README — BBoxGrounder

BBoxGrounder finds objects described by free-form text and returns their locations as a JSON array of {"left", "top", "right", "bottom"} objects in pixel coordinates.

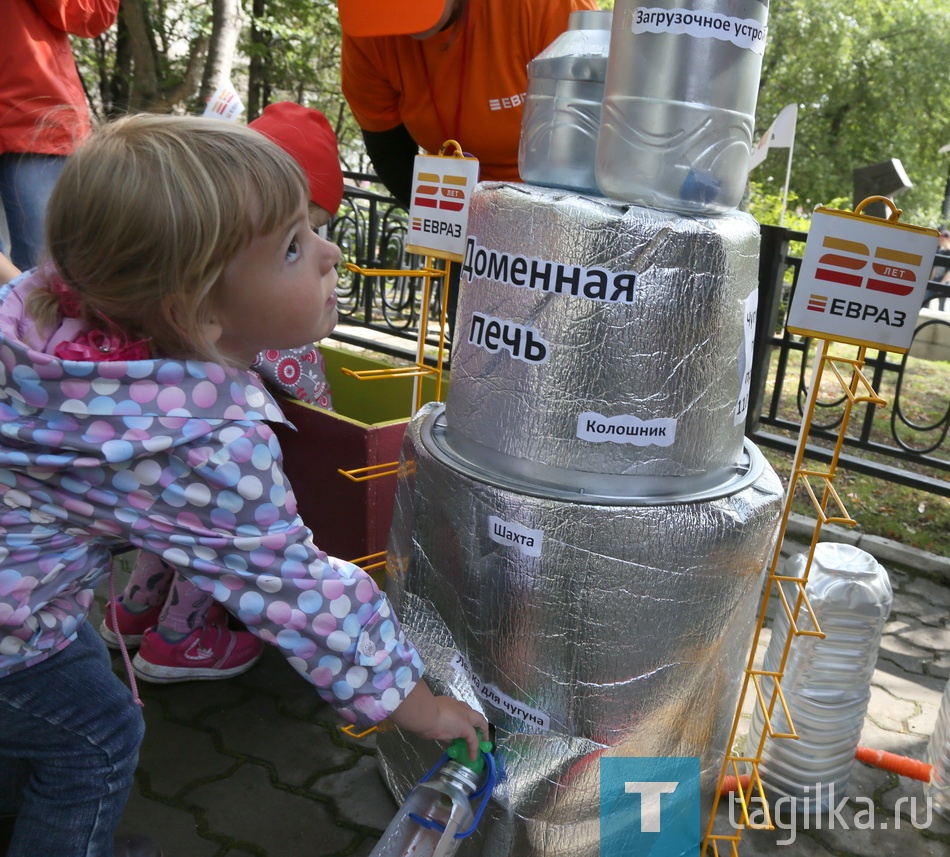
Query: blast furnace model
[{"left": 377, "top": 4, "right": 779, "bottom": 855}]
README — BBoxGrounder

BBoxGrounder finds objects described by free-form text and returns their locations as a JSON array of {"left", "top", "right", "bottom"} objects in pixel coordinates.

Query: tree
[
  {"left": 200, "top": 0, "right": 244, "bottom": 104},
  {"left": 75, "top": 0, "right": 212, "bottom": 115},
  {"left": 751, "top": 0, "right": 950, "bottom": 224},
  {"left": 73, "top": 0, "right": 366, "bottom": 168},
  {"left": 242, "top": 0, "right": 366, "bottom": 169}
]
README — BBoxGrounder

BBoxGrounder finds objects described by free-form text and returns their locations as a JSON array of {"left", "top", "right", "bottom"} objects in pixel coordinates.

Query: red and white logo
[
  {"left": 412, "top": 171, "right": 469, "bottom": 212},
  {"left": 812, "top": 235, "right": 923, "bottom": 298}
]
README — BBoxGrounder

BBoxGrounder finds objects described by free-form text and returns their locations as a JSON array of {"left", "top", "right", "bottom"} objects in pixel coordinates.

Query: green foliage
[
  {"left": 239, "top": 0, "right": 379, "bottom": 172},
  {"left": 753, "top": 0, "right": 950, "bottom": 228},
  {"left": 746, "top": 181, "right": 851, "bottom": 235},
  {"left": 241, "top": 0, "right": 339, "bottom": 101},
  {"left": 746, "top": 182, "right": 812, "bottom": 230}
]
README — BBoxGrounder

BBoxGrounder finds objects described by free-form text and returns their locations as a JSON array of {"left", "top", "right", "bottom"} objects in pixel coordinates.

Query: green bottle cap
[{"left": 446, "top": 737, "right": 493, "bottom": 774}]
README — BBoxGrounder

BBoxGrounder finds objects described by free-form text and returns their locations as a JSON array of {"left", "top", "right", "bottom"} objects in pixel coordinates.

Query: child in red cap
[
  {"left": 99, "top": 104, "right": 346, "bottom": 683},
  {"left": 248, "top": 103, "right": 343, "bottom": 410}
]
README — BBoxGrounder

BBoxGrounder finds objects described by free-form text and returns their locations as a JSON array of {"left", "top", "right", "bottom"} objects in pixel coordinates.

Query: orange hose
[
  {"left": 718, "top": 747, "right": 932, "bottom": 797},
  {"left": 855, "top": 746, "right": 933, "bottom": 782},
  {"left": 719, "top": 774, "right": 751, "bottom": 795}
]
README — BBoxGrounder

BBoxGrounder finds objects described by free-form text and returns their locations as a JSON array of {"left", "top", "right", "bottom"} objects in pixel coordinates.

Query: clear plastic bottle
[
  {"left": 746, "top": 543, "right": 892, "bottom": 814},
  {"left": 595, "top": 0, "right": 769, "bottom": 213},
  {"left": 518, "top": 9, "right": 612, "bottom": 194},
  {"left": 925, "top": 678, "right": 950, "bottom": 818},
  {"left": 370, "top": 738, "right": 494, "bottom": 857}
]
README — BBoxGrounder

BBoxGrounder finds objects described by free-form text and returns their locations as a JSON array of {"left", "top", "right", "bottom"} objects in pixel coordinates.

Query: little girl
[
  {"left": 99, "top": 102, "right": 343, "bottom": 684},
  {"left": 0, "top": 114, "right": 487, "bottom": 857}
]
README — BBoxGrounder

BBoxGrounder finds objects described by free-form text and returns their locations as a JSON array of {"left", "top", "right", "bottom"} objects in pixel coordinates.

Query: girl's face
[{"left": 212, "top": 195, "right": 342, "bottom": 366}]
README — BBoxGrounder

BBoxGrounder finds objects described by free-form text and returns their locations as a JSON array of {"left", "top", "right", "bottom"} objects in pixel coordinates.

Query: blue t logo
[{"left": 600, "top": 757, "right": 700, "bottom": 856}]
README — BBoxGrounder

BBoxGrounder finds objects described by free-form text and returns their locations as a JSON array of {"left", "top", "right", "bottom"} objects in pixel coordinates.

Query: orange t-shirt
[{"left": 341, "top": 0, "right": 598, "bottom": 184}]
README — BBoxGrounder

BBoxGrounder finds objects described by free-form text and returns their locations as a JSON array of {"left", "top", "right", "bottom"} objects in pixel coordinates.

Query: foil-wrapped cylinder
[
  {"left": 378, "top": 403, "right": 783, "bottom": 857},
  {"left": 446, "top": 182, "right": 761, "bottom": 478}
]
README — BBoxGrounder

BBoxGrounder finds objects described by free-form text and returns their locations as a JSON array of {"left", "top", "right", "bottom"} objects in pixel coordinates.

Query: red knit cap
[{"left": 250, "top": 102, "right": 344, "bottom": 215}]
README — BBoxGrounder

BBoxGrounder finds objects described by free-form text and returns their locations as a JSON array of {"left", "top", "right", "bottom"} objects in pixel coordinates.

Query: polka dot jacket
[{"left": 0, "top": 273, "right": 423, "bottom": 727}]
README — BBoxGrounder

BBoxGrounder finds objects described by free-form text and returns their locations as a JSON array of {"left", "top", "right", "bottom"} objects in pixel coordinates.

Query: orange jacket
[
  {"left": 1, "top": 0, "right": 120, "bottom": 155},
  {"left": 341, "top": 0, "right": 597, "bottom": 184}
]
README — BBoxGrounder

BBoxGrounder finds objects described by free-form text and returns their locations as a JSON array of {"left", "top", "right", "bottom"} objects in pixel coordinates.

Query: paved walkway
[{"left": 96, "top": 515, "right": 950, "bottom": 857}]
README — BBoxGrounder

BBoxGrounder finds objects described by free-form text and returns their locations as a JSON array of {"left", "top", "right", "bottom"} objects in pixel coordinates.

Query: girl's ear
[
  {"left": 161, "top": 292, "right": 223, "bottom": 349},
  {"left": 200, "top": 316, "right": 224, "bottom": 346}
]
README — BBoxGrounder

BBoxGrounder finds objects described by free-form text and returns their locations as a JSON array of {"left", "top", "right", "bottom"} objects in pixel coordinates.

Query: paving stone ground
[{"left": 97, "top": 518, "right": 950, "bottom": 857}]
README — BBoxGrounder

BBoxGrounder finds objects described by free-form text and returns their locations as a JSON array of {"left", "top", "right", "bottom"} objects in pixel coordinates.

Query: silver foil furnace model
[{"left": 377, "top": 183, "right": 783, "bottom": 857}]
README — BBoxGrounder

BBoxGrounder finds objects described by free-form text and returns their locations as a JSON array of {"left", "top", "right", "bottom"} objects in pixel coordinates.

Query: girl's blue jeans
[{"left": 0, "top": 622, "right": 144, "bottom": 856}]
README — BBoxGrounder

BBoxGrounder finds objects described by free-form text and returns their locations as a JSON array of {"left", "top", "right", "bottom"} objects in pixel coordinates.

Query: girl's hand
[
  {"left": 387, "top": 681, "right": 489, "bottom": 760},
  {"left": 423, "top": 695, "right": 490, "bottom": 760}
]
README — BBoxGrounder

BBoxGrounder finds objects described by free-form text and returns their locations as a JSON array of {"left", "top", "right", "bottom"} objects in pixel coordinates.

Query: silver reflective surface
[
  {"left": 378, "top": 403, "right": 783, "bottom": 856},
  {"left": 927, "top": 679, "right": 950, "bottom": 818},
  {"left": 518, "top": 10, "right": 612, "bottom": 193},
  {"left": 448, "top": 183, "right": 760, "bottom": 478},
  {"left": 596, "top": 0, "right": 769, "bottom": 212}
]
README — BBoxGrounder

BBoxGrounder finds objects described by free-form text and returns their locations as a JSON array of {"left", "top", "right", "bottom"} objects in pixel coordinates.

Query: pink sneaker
[
  {"left": 132, "top": 623, "right": 263, "bottom": 683},
  {"left": 99, "top": 600, "right": 163, "bottom": 649}
]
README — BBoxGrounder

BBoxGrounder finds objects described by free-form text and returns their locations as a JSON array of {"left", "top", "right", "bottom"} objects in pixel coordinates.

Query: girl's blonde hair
[{"left": 35, "top": 113, "right": 308, "bottom": 362}]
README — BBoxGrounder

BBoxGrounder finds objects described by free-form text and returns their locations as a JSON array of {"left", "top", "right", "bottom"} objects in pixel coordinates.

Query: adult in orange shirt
[
  {"left": 1, "top": 0, "right": 119, "bottom": 270},
  {"left": 338, "top": 0, "right": 596, "bottom": 333},
  {"left": 338, "top": 0, "right": 597, "bottom": 208}
]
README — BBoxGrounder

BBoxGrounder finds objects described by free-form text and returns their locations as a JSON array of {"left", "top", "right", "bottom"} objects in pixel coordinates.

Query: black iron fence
[
  {"left": 328, "top": 175, "right": 950, "bottom": 498},
  {"left": 329, "top": 174, "right": 446, "bottom": 361},
  {"left": 749, "top": 225, "right": 949, "bottom": 498}
]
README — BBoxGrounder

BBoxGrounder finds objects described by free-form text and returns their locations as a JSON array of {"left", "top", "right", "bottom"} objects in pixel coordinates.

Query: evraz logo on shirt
[{"left": 488, "top": 92, "right": 526, "bottom": 111}]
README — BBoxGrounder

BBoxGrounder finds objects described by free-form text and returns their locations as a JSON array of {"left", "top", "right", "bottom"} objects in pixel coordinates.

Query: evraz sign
[
  {"left": 406, "top": 143, "right": 480, "bottom": 263},
  {"left": 786, "top": 197, "right": 939, "bottom": 352}
]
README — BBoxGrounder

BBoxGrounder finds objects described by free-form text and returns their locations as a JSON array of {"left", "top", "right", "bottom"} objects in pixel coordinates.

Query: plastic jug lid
[{"left": 447, "top": 737, "right": 493, "bottom": 774}]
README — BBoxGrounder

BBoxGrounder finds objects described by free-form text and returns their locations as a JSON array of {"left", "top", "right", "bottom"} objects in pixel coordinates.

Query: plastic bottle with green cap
[{"left": 369, "top": 737, "right": 496, "bottom": 857}]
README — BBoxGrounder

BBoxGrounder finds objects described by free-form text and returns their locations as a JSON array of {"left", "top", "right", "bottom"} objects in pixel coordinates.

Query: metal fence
[
  {"left": 750, "top": 225, "right": 949, "bottom": 498},
  {"left": 329, "top": 175, "right": 446, "bottom": 362},
  {"left": 328, "top": 176, "right": 950, "bottom": 498}
]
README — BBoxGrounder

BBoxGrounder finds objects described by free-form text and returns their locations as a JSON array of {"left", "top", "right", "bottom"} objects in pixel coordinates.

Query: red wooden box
[{"left": 270, "top": 346, "right": 441, "bottom": 568}]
